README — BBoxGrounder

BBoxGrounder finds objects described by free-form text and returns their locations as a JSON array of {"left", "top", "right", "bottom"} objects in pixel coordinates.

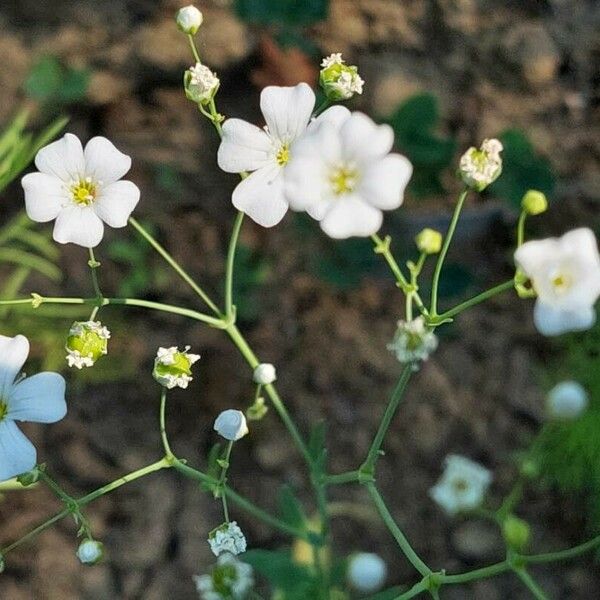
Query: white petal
[
  {"left": 0, "top": 335, "right": 29, "bottom": 400},
  {"left": 358, "top": 154, "right": 413, "bottom": 210},
  {"left": 84, "top": 137, "right": 132, "bottom": 184},
  {"left": 310, "top": 105, "right": 351, "bottom": 131},
  {"left": 35, "top": 133, "right": 85, "bottom": 182},
  {"left": 232, "top": 165, "right": 288, "bottom": 227},
  {"left": 218, "top": 119, "right": 274, "bottom": 173},
  {"left": 533, "top": 301, "right": 596, "bottom": 336},
  {"left": 260, "top": 83, "right": 315, "bottom": 142},
  {"left": 514, "top": 238, "right": 559, "bottom": 276},
  {"left": 94, "top": 180, "right": 140, "bottom": 227},
  {"left": 320, "top": 194, "right": 383, "bottom": 239},
  {"left": 339, "top": 113, "right": 394, "bottom": 163},
  {"left": 8, "top": 372, "right": 67, "bottom": 424},
  {"left": 0, "top": 420, "right": 36, "bottom": 482},
  {"left": 559, "top": 228, "right": 600, "bottom": 265},
  {"left": 53, "top": 206, "right": 104, "bottom": 248},
  {"left": 285, "top": 155, "right": 328, "bottom": 212},
  {"left": 21, "top": 172, "right": 67, "bottom": 223}
]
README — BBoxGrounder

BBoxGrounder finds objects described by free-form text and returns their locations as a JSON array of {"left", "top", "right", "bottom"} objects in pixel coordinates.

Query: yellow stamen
[
  {"left": 0, "top": 401, "right": 7, "bottom": 421},
  {"left": 329, "top": 165, "right": 358, "bottom": 195},
  {"left": 71, "top": 180, "right": 96, "bottom": 206},
  {"left": 276, "top": 145, "right": 290, "bottom": 166}
]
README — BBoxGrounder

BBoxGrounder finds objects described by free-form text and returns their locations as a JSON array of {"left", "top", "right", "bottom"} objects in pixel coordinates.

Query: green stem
[
  {"left": 366, "top": 482, "right": 431, "bottom": 577},
  {"left": 513, "top": 567, "right": 549, "bottom": 600},
  {"left": 225, "top": 211, "right": 244, "bottom": 318},
  {"left": 522, "top": 534, "right": 600, "bottom": 564},
  {"left": 361, "top": 365, "right": 413, "bottom": 474},
  {"left": 323, "top": 470, "right": 361, "bottom": 485},
  {"left": 441, "top": 561, "right": 510, "bottom": 584},
  {"left": 517, "top": 211, "right": 527, "bottom": 247},
  {"left": 188, "top": 34, "right": 201, "bottom": 63},
  {"left": 393, "top": 579, "right": 430, "bottom": 600},
  {"left": 128, "top": 217, "right": 221, "bottom": 315},
  {"left": 159, "top": 388, "right": 174, "bottom": 459},
  {"left": 217, "top": 441, "right": 234, "bottom": 522},
  {"left": 430, "top": 188, "right": 468, "bottom": 316}
]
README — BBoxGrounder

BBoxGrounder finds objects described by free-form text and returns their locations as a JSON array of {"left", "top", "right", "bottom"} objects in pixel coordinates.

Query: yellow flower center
[
  {"left": 276, "top": 144, "right": 290, "bottom": 166},
  {"left": 0, "top": 401, "right": 7, "bottom": 422},
  {"left": 452, "top": 478, "right": 468, "bottom": 493},
  {"left": 550, "top": 271, "right": 571, "bottom": 295},
  {"left": 329, "top": 165, "right": 358, "bottom": 195},
  {"left": 71, "top": 178, "right": 96, "bottom": 206}
]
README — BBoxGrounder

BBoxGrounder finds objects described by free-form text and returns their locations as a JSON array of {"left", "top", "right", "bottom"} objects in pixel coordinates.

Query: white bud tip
[
  {"left": 347, "top": 553, "right": 387, "bottom": 593},
  {"left": 214, "top": 409, "right": 249, "bottom": 441},
  {"left": 253, "top": 363, "right": 276, "bottom": 385},
  {"left": 176, "top": 5, "right": 203, "bottom": 34}
]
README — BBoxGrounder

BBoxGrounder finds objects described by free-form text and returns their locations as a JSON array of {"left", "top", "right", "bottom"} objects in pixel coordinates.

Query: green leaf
[
  {"left": 278, "top": 485, "right": 307, "bottom": 529},
  {"left": 25, "top": 56, "right": 63, "bottom": 101},
  {"left": 242, "top": 549, "right": 315, "bottom": 593},
  {"left": 488, "top": 129, "right": 556, "bottom": 209},
  {"left": 235, "top": 0, "right": 328, "bottom": 26}
]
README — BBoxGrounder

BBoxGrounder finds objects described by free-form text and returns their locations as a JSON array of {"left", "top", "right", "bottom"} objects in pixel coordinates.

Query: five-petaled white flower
[
  {"left": 514, "top": 228, "right": 600, "bottom": 336},
  {"left": 0, "top": 334, "right": 67, "bottom": 482},
  {"left": 430, "top": 454, "right": 492, "bottom": 516},
  {"left": 285, "top": 109, "right": 412, "bottom": 238},
  {"left": 217, "top": 83, "right": 317, "bottom": 227},
  {"left": 22, "top": 133, "right": 140, "bottom": 248}
]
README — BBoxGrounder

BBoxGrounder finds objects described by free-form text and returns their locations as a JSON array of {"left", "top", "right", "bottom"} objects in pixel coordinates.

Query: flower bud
[
  {"left": 459, "top": 138, "right": 503, "bottom": 191},
  {"left": 153, "top": 345, "right": 200, "bottom": 389},
  {"left": 214, "top": 409, "right": 249, "bottom": 441},
  {"left": 546, "top": 381, "right": 588, "bottom": 420},
  {"left": 502, "top": 516, "right": 531, "bottom": 550},
  {"left": 415, "top": 228, "right": 443, "bottom": 255},
  {"left": 184, "top": 63, "right": 220, "bottom": 105},
  {"left": 246, "top": 396, "right": 268, "bottom": 421},
  {"left": 208, "top": 521, "right": 247, "bottom": 556},
  {"left": 76, "top": 539, "right": 104, "bottom": 565},
  {"left": 17, "top": 466, "right": 41, "bottom": 487},
  {"left": 253, "top": 363, "right": 276, "bottom": 385},
  {"left": 347, "top": 552, "right": 387, "bottom": 593},
  {"left": 521, "top": 189, "right": 548, "bottom": 216},
  {"left": 319, "top": 53, "right": 364, "bottom": 101},
  {"left": 387, "top": 317, "right": 438, "bottom": 365},
  {"left": 176, "top": 5, "right": 203, "bottom": 35},
  {"left": 65, "top": 321, "right": 110, "bottom": 369},
  {"left": 519, "top": 458, "right": 540, "bottom": 480}
]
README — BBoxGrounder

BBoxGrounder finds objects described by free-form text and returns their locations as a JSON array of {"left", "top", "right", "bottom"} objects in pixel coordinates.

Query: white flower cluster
[
  {"left": 430, "top": 454, "right": 492, "bottom": 516},
  {"left": 515, "top": 228, "right": 600, "bottom": 336},
  {"left": 65, "top": 320, "right": 111, "bottom": 369},
  {"left": 0, "top": 335, "right": 66, "bottom": 482},
  {"left": 193, "top": 553, "right": 254, "bottom": 600},
  {"left": 153, "top": 345, "right": 200, "bottom": 389},
  {"left": 185, "top": 63, "right": 220, "bottom": 105},
  {"left": 320, "top": 53, "right": 364, "bottom": 100},
  {"left": 546, "top": 381, "right": 588, "bottom": 420},
  {"left": 208, "top": 521, "right": 247, "bottom": 557},
  {"left": 459, "top": 138, "right": 503, "bottom": 191},
  {"left": 387, "top": 317, "right": 438, "bottom": 365}
]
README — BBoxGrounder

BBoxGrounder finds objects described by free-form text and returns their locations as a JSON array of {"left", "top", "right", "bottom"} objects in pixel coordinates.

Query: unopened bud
[
  {"left": 184, "top": 63, "right": 219, "bottom": 105},
  {"left": 415, "top": 228, "right": 442, "bottom": 254},
  {"left": 214, "top": 409, "right": 249, "bottom": 441},
  {"left": 521, "top": 190, "right": 548, "bottom": 216},
  {"left": 319, "top": 53, "right": 364, "bottom": 101},
  {"left": 17, "top": 466, "right": 41, "bottom": 487},
  {"left": 176, "top": 5, "right": 203, "bottom": 35},
  {"left": 253, "top": 363, "right": 276, "bottom": 385},
  {"left": 76, "top": 539, "right": 104, "bottom": 565},
  {"left": 503, "top": 516, "right": 531, "bottom": 550}
]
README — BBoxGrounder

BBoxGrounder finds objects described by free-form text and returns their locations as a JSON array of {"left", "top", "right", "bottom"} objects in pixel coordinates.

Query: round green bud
[
  {"left": 415, "top": 228, "right": 443, "bottom": 254},
  {"left": 521, "top": 190, "right": 548, "bottom": 216},
  {"left": 153, "top": 345, "right": 200, "bottom": 389},
  {"left": 65, "top": 321, "right": 110, "bottom": 369},
  {"left": 17, "top": 466, "right": 41, "bottom": 487},
  {"left": 519, "top": 458, "right": 540, "bottom": 480},
  {"left": 502, "top": 515, "right": 531, "bottom": 550}
]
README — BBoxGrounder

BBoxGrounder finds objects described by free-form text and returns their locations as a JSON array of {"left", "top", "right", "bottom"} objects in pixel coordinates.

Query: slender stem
[
  {"left": 513, "top": 567, "right": 549, "bottom": 600},
  {"left": 159, "top": 388, "right": 174, "bottom": 459},
  {"left": 128, "top": 217, "right": 221, "bottom": 315},
  {"left": 366, "top": 482, "right": 431, "bottom": 577},
  {"left": 430, "top": 188, "right": 468, "bottom": 316},
  {"left": 522, "top": 534, "right": 600, "bottom": 564},
  {"left": 188, "top": 34, "right": 201, "bottom": 63},
  {"left": 217, "top": 441, "right": 234, "bottom": 522},
  {"left": 517, "top": 211, "right": 527, "bottom": 247},
  {"left": 87, "top": 248, "right": 102, "bottom": 298},
  {"left": 393, "top": 579, "right": 429, "bottom": 600},
  {"left": 324, "top": 470, "right": 361, "bottom": 485},
  {"left": 361, "top": 365, "right": 413, "bottom": 474},
  {"left": 442, "top": 561, "right": 510, "bottom": 584},
  {"left": 225, "top": 211, "right": 244, "bottom": 318}
]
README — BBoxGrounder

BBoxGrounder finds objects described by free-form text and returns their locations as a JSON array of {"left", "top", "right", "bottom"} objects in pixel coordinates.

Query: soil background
[{"left": 0, "top": 1, "right": 599, "bottom": 599}]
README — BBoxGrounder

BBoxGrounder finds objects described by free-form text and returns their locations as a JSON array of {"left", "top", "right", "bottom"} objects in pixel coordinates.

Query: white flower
[
  {"left": 217, "top": 83, "right": 317, "bottom": 227},
  {"left": 387, "top": 317, "right": 438, "bottom": 364},
  {"left": 459, "top": 138, "right": 503, "bottom": 191},
  {"left": 185, "top": 63, "right": 219, "bottom": 105},
  {"left": 430, "top": 454, "right": 492, "bottom": 516},
  {"left": 21, "top": 134, "right": 140, "bottom": 248},
  {"left": 285, "top": 110, "right": 412, "bottom": 238},
  {"left": 208, "top": 522, "right": 247, "bottom": 557},
  {"left": 176, "top": 5, "right": 203, "bottom": 34},
  {"left": 320, "top": 53, "right": 364, "bottom": 101},
  {"left": 193, "top": 553, "right": 254, "bottom": 600},
  {"left": 0, "top": 335, "right": 66, "bottom": 482},
  {"left": 514, "top": 228, "right": 600, "bottom": 336},
  {"left": 76, "top": 539, "right": 104, "bottom": 565},
  {"left": 321, "top": 53, "right": 344, "bottom": 68},
  {"left": 253, "top": 363, "right": 276, "bottom": 385},
  {"left": 547, "top": 381, "right": 588, "bottom": 420},
  {"left": 214, "top": 410, "right": 249, "bottom": 441},
  {"left": 65, "top": 320, "right": 110, "bottom": 369},
  {"left": 153, "top": 345, "right": 200, "bottom": 389},
  {"left": 347, "top": 552, "right": 387, "bottom": 593}
]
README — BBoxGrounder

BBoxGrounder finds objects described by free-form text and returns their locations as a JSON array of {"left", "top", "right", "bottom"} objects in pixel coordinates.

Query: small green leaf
[
  {"left": 25, "top": 56, "right": 63, "bottom": 101},
  {"left": 278, "top": 485, "right": 307, "bottom": 529},
  {"left": 242, "top": 549, "right": 315, "bottom": 592}
]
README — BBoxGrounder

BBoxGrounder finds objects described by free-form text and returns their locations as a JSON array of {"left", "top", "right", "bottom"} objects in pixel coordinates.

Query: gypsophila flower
[
  {"left": 415, "top": 228, "right": 442, "bottom": 255},
  {"left": 285, "top": 110, "right": 412, "bottom": 238},
  {"left": 209, "top": 522, "right": 247, "bottom": 557},
  {"left": 214, "top": 410, "right": 249, "bottom": 441},
  {"left": 546, "top": 381, "right": 589, "bottom": 420},
  {"left": 185, "top": 63, "right": 220, "bottom": 105},
  {"left": 387, "top": 317, "right": 438, "bottom": 365},
  {"left": 514, "top": 228, "right": 600, "bottom": 336},
  {"left": 430, "top": 454, "right": 492, "bottom": 516},
  {"left": 153, "top": 345, "right": 200, "bottom": 389},
  {"left": 193, "top": 553, "right": 254, "bottom": 600},
  {"left": 176, "top": 5, "right": 203, "bottom": 34},
  {"left": 459, "top": 138, "right": 503, "bottom": 191},
  {"left": 253, "top": 363, "right": 276, "bottom": 385},
  {"left": 521, "top": 189, "right": 548, "bottom": 216},
  {"left": 22, "top": 134, "right": 140, "bottom": 248},
  {"left": 0, "top": 334, "right": 66, "bottom": 482},
  {"left": 347, "top": 553, "right": 387, "bottom": 593},
  {"left": 65, "top": 320, "right": 110, "bottom": 369},
  {"left": 76, "top": 539, "right": 104, "bottom": 565},
  {"left": 320, "top": 53, "right": 364, "bottom": 101}
]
